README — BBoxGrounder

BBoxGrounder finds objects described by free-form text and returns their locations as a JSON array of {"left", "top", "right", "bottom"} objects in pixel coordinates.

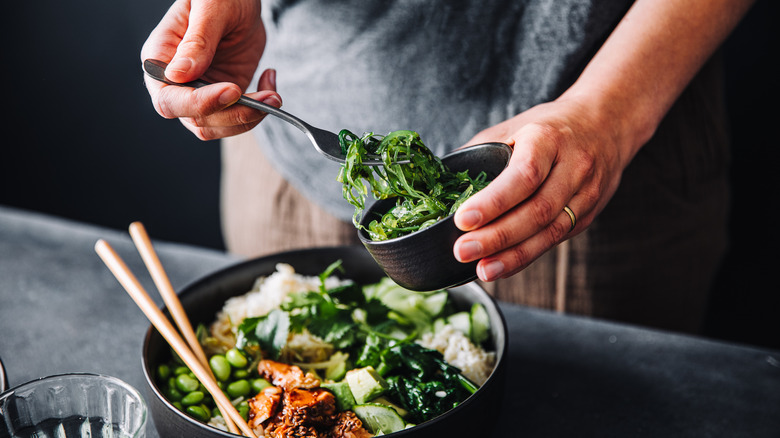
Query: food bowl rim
[{"left": 141, "top": 246, "right": 508, "bottom": 437}]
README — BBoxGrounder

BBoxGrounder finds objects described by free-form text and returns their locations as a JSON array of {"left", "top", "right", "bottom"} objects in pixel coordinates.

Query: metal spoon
[{"left": 143, "top": 58, "right": 393, "bottom": 165}]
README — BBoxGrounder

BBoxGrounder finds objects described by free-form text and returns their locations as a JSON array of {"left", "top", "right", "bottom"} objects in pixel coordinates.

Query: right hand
[{"left": 140, "top": 0, "right": 282, "bottom": 140}]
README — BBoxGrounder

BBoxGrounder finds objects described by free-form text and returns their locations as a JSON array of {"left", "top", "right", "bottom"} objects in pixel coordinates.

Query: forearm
[{"left": 561, "top": 0, "right": 755, "bottom": 167}]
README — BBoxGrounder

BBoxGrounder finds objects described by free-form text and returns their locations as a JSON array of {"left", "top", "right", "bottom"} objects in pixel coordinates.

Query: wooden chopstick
[
  {"left": 128, "top": 222, "right": 210, "bottom": 365},
  {"left": 95, "top": 239, "right": 257, "bottom": 438},
  {"left": 127, "top": 222, "right": 239, "bottom": 435}
]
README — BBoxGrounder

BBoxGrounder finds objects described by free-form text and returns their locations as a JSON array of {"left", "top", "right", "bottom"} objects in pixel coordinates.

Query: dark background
[{"left": 2, "top": 1, "right": 778, "bottom": 349}]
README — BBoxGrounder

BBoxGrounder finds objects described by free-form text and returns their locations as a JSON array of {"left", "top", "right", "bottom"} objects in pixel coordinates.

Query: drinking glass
[{"left": 0, "top": 373, "right": 147, "bottom": 437}]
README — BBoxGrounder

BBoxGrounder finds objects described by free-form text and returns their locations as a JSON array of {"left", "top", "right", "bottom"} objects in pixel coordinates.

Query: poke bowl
[
  {"left": 141, "top": 246, "right": 507, "bottom": 438},
  {"left": 358, "top": 142, "right": 512, "bottom": 291}
]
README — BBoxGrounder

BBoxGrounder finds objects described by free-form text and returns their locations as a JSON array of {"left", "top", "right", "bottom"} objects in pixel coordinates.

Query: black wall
[
  {"left": 3, "top": 0, "right": 225, "bottom": 249},
  {"left": 3, "top": 1, "right": 778, "bottom": 349},
  {"left": 704, "top": 0, "right": 779, "bottom": 349}
]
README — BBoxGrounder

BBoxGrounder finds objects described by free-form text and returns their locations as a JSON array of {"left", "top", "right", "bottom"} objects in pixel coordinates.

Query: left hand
[
  {"left": 452, "top": 96, "right": 630, "bottom": 282},
  {"left": 452, "top": 0, "right": 756, "bottom": 283}
]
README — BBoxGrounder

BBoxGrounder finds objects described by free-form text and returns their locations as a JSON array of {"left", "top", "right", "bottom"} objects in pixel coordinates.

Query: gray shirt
[{"left": 252, "top": 0, "right": 634, "bottom": 221}]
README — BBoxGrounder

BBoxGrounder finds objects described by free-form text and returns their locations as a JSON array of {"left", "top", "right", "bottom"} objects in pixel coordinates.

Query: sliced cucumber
[
  {"left": 447, "top": 311, "right": 471, "bottom": 339},
  {"left": 353, "top": 403, "right": 406, "bottom": 434},
  {"left": 470, "top": 303, "right": 490, "bottom": 345},
  {"left": 378, "top": 286, "right": 430, "bottom": 327},
  {"left": 370, "top": 396, "right": 408, "bottom": 418},
  {"left": 325, "top": 357, "right": 347, "bottom": 382},
  {"left": 421, "top": 291, "right": 448, "bottom": 317},
  {"left": 433, "top": 317, "right": 448, "bottom": 333}
]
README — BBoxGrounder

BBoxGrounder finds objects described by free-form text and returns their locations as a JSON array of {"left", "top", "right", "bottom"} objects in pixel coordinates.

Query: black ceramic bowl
[
  {"left": 142, "top": 246, "right": 507, "bottom": 438},
  {"left": 359, "top": 142, "right": 512, "bottom": 291}
]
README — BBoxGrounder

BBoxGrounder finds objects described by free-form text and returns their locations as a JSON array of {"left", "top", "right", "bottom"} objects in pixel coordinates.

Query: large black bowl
[
  {"left": 358, "top": 143, "right": 512, "bottom": 291},
  {"left": 142, "top": 246, "right": 507, "bottom": 438}
]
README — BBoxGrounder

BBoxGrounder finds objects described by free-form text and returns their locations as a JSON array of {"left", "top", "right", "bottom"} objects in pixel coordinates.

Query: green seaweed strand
[{"left": 337, "top": 129, "right": 489, "bottom": 240}]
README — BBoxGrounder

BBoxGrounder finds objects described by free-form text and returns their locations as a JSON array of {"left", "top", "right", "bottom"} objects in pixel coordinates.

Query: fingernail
[
  {"left": 479, "top": 260, "right": 504, "bottom": 281},
  {"left": 457, "top": 210, "right": 482, "bottom": 230},
  {"left": 455, "top": 240, "right": 482, "bottom": 262},
  {"left": 268, "top": 69, "right": 277, "bottom": 89},
  {"left": 219, "top": 88, "right": 240, "bottom": 105},
  {"left": 263, "top": 94, "right": 282, "bottom": 107},
  {"left": 166, "top": 57, "right": 193, "bottom": 76}
]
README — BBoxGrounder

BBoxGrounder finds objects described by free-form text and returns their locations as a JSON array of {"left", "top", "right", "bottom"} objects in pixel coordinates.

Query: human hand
[
  {"left": 141, "top": 0, "right": 282, "bottom": 140},
  {"left": 452, "top": 97, "right": 634, "bottom": 282},
  {"left": 450, "top": 0, "right": 755, "bottom": 283}
]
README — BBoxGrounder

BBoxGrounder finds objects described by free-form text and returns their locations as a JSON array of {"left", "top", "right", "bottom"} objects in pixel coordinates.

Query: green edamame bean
[
  {"left": 232, "top": 369, "right": 249, "bottom": 379},
  {"left": 157, "top": 364, "right": 171, "bottom": 380},
  {"left": 226, "top": 348, "right": 248, "bottom": 368},
  {"left": 172, "top": 401, "right": 183, "bottom": 411},
  {"left": 237, "top": 402, "right": 249, "bottom": 421},
  {"left": 165, "top": 387, "right": 183, "bottom": 402},
  {"left": 251, "top": 378, "right": 272, "bottom": 393},
  {"left": 209, "top": 354, "right": 231, "bottom": 382},
  {"left": 185, "top": 405, "right": 210, "bottom": 422},
  {"left": 226, "top": 379, "right": 251, "bottom": 398},
  {"left": 201, "top": 404, "right": 212, "bottom": 420},
  {"left": 181, "top": 390, "right": 205, "bottom": 406},
  {"left": 175, "top": 373, "right": 200, "bottom": 393},
  {"left": 174, "top": 366, "right": 190, "bottom": 376}
]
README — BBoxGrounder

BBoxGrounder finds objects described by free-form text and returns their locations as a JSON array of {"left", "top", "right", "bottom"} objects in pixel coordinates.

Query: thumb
[{"left": 164, "top": 2, "right": 225, "bottom": 83}]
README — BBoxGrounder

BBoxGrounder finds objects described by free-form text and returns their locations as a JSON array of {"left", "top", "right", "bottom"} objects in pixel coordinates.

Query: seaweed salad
[{"left": 337, "top": 130, "right": 490, "bottom": 241}]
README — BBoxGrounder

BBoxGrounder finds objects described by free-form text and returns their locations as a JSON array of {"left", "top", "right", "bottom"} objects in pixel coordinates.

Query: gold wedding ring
[{"left": 563, "top": 205, "right": 576, "bottom": 232}]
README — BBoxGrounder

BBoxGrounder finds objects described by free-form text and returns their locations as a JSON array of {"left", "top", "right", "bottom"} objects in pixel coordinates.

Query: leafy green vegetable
[
  {"left": 235, "top": 309, "right": 291, "bottom": 360},
  {"left": 337, "top": 129, "right": 490, "bottom": 240},
  {"left": 231, "top": 261, "right": 485, "bottom": 424},
  {"left": 382, "top": 343, "right": 476, "bottom": 424},
  {"left": 318, "top": 260, "right": 345, "bottom": 293}
]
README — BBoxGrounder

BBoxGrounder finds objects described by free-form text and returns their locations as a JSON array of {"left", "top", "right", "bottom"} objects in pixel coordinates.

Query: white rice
[
  {"left": 218, "top": 263, "right": 351, "bottom": 326},
  {"left": 417, "top": 324, "right": 496, "bottom": 386}
]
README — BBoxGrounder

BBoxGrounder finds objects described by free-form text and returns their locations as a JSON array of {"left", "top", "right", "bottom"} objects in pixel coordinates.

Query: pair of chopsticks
[{"left": 95, "top": 222, "right": 257, "bottom": 438}]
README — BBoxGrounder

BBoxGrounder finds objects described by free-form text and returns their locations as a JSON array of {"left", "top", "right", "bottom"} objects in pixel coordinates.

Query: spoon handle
[{"left": 142, "top": 59, "right": 311, "bottom": 134}]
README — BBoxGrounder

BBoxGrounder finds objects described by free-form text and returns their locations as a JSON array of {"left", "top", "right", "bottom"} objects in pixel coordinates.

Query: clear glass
[{"left": 0, "top": 373, "right": 147, "bottom": 438}]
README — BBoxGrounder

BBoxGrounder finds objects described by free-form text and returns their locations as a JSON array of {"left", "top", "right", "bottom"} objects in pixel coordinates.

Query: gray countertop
[{"left": 1, "top": 205, "right": 778, "bottom": 437}]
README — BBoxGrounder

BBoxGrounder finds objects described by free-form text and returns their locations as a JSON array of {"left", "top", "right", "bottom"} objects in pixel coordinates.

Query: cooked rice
[
  {"left": 217, "top": 263, "right": 351, "bottom": 327},
  {"left": 417, "top": 324, "right": 496, "bottom": 386}
]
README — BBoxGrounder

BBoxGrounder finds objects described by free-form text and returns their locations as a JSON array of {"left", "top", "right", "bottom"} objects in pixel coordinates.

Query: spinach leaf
[
  {"left": 381, "top": 343, "right": 474, "bottom": 423},
  {"left": 327, "top": 283, "right": 366, "bottom": 308},
  {"left": 235, "top": 309, "right": 291, "bottom": 360}
]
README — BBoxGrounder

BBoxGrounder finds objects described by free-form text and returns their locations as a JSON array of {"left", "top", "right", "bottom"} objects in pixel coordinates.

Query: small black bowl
[
  {"left": 141, "top": 246, "right": 507, "bottom": 438},
  {"left": 358, "top": 143, "right": 512, "bottom": 291}
]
